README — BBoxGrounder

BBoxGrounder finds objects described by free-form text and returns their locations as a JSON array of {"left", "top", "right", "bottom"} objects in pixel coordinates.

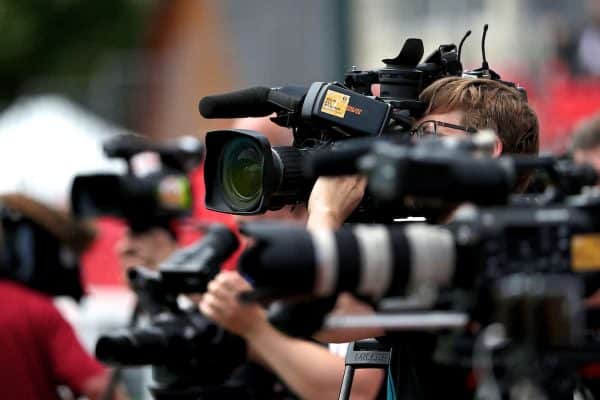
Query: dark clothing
[
  {"left": 388, "top": 332, "right": 473, "bottom": 400},
  {"left": 0, "top": 281, "right": 106, "bottom": 400},
  {"left": 228, "top": 362, "right": 299, "bottom": 400}
]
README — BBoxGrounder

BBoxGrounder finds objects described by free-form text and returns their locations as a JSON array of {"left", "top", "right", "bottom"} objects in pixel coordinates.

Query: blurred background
[
  {"left": 3, "top": 0, "right": 600, "bottom": 150},
  {"left": 1, "top": 0, "right": 600, "bottom": 390}
]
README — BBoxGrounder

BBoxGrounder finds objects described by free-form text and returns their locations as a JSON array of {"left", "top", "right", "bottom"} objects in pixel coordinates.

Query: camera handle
[
  {"left": 324, "top": 311, "right": 468, "bottom": 331},
  {"left": 338, "top": 339, "right": 392, "bottom": 400}
]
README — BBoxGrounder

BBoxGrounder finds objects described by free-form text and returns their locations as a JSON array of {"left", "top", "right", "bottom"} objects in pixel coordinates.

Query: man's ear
[
  {"left": 370, "top": 83, "right": 381, "bottom": 97},
  {"left": 492, "top": 135, "right": 503, "bottom": 157}
]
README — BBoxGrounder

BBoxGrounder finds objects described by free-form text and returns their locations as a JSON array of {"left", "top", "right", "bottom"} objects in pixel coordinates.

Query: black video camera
[
  {"left": 96, "top": 267, "right": 248, "bottom": 398},
  {"left": 71, "top": 134, "right": 203, "bottom": 232},
  {"left": 95, "top": 224, "right": 249, "bottom": 398},
  {"left": 0, "top": 201, "right": 85, "bottom": 301},
  {"left": 199, "top": 37, "right": 465, "bottom": 219},
  {"left": 200, "top": 26, "right": 525, "bottom": 223}
]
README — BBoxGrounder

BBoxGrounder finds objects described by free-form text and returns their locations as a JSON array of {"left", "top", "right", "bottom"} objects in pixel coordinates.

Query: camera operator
[
  {"left": 307, "top": 76, "right": 539, "bottom": 232},
  {"left": 308, "top": 77, "right": 539, "bottom": 339},
  {"left": 305, "top": 76, "right": 540, "bottom": 399},
  {"left": 200, "top": 116, "right": 385, "bottom": 400},
  {"left": 570, "top": 111, "right": 600, "bottom": 184},
  {"left": 569, "top": 112, "right": 600, "bottom": 307},
  {"left": 0, "top": 193, "right": 127, "bottom": 400}
]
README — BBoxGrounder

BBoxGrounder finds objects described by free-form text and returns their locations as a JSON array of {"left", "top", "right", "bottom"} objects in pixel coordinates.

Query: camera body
[
  {"left": 96, "top": 225, "right": 246, "bottom": 397},
  {"left": 96, "top": 266, "right": 248, "bottom": 397},
  {"left": 200, "top": 38, "right": 466, "bottom": 218},
  {"left": 71, "top": 134, "right": 202, "bottom": 232}
]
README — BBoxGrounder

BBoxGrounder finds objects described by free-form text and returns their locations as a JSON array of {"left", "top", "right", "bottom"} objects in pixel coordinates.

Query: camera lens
[{"left": 220, "top": 137, "right": 264, "bottom": 211}]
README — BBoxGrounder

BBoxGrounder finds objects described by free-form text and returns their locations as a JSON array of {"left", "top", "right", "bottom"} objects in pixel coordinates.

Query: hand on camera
[
  {"left": 199, "top": 270, "right": 267, "bottom": 338},
  {"left": 307, "top": 175, "right": 367, "bottom": 230}
]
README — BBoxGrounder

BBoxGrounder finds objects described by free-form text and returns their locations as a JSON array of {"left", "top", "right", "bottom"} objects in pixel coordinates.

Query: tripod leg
[
  {"left": 338, "top": 365, "right": 355, "bottom": 400},
  {"left": 337, "top": 340, "right": 392, "bottom": 400}
]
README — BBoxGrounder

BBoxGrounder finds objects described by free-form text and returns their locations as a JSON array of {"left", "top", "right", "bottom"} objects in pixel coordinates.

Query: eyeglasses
[{"left": 410, "top": 120, "right": 478, "bottom": 138}]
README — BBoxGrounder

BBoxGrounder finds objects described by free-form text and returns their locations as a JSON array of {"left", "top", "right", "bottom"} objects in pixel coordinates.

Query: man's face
[
  {"left": 413, "top": 109, "right": 503, "bottom": 157},
  {"left": 116, "top": 227, "right": 178, "bottom": 272}
]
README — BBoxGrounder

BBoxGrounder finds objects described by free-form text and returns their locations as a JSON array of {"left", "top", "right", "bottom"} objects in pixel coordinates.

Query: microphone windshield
[{"left": 199, "top": 87, "right": 277, "bottom": 118}]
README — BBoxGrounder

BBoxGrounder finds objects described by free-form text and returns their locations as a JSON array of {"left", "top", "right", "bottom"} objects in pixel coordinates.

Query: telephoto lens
[{"left": 238, "top": 222, "right": 457, "bottom": 301}]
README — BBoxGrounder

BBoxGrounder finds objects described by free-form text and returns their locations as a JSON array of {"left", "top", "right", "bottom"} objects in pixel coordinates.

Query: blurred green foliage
[{"left": 0, "top": 0, "right": 157, "bottom": 109}]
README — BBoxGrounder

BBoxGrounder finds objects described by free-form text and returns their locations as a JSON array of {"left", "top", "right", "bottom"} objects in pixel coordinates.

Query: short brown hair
[
  {"left": 419, "top": 77, "right": 539, "bottom": 156},
  {"left": 569, "top": 112, "right": 600, "bottom": 153},
  {"left": 0, "top": 194, "right": 96, "bottom": 253}
]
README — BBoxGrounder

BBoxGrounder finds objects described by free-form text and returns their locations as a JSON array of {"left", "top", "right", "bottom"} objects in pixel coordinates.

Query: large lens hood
[{"left": 204, "top": 129, "right": 277, "bottom": 214}]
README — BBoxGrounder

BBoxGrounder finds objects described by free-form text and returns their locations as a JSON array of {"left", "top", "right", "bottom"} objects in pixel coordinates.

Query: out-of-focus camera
[{"left": 71, "top": 134, "right": 202, "bottom": 231}]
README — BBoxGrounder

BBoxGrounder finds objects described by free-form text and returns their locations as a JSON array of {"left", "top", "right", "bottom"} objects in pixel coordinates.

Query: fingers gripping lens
[{"left": 220, "top": 137, "right": 264, "bottom": 211}]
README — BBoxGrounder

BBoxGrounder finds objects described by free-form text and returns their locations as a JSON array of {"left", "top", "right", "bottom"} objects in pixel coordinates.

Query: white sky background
[{"left": 0, "top": 96, "right": 127, "bottom": 208}]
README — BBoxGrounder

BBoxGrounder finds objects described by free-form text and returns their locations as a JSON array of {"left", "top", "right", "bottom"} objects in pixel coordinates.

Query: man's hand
[
  {"left": 199, "top": 271, "right": 268, "bottom": 338},
  {"left": 200, "top": 273, "right": 385, "bottom": 400},
  {"left": 307, "top": 175, "right": 367, "bottom": 230},
  {"left": 83, "top": 372, "right": 130, "bottom": 400}
]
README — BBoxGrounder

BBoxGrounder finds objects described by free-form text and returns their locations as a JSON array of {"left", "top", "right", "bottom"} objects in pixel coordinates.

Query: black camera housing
[
  {"left": 0, "top": 207, "right": 83, "bottom": 300},
  {"left": 96, "top": 229, "right": 248, "bottom": 398},
  {"left": 158, "top": 223, "right": 239, "bottom": 293},
  {"left": 199, "top": 38, "right": 464, "bottom": 218},
  {"left": 72, "top": 170, "right": 192, "bottom": 232},
  {"left": 71, "top": 134, "right": 201, "bottom": 231}
]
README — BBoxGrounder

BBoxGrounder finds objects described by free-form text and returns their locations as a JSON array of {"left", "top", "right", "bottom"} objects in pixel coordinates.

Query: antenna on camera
[
  {"left": 463, "top": 24, "right": 501, "bottom": 81},
  {"left": 481, "top": 24, "right": 489, "bottom": 72},
  {"left": 458, "top": 30, "right": 472, "bottom": 63}
]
